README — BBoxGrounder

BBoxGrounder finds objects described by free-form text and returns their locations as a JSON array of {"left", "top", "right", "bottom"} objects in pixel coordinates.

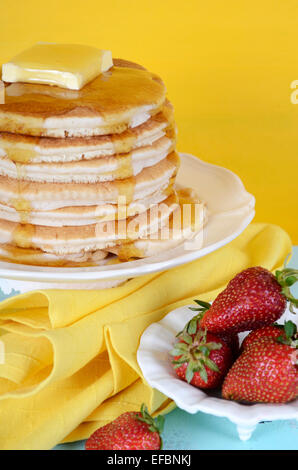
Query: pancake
[
  {"left": 0, "top": 193, "right": 179, "bottom": 255},
  {"left": 0, "top": 151, "right": 179, "bottom": 210},
  {"left": 0, "top": 135, "right": 175, "bottom": 183},
  {"left": 0, "top": 244, "right": 109, "bottom": 267},
  {"left": 0, "top": 101, "right": 175, "bottom": 163},
  {"left": 0, "top": 185, "right": 172, "bottom": 226},
  {"left": 0, "top": 59, "right": 167, "bottom": 137}
]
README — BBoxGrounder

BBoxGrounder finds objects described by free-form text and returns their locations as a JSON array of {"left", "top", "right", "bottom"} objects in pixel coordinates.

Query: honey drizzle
[
  {"left": 0, "top": 142, "right": 37, "bottom": 163},
  {"left": 0, "top": 136, "right": 35, "bottom": 249},
  {"left": 116, "top": 243, "right": 144, "bottom": 261},
  {"left": 10, "top": 160, "right": 34, "bottom": 250},
  {"left": 112, "top": 126, "right": 137, "bottom": 206},
  {"left": 12, "top": 223, "right": 35, "bottom": 249},
  {"left": 114, "top": 151, "right": 135, "bottom": 205}
]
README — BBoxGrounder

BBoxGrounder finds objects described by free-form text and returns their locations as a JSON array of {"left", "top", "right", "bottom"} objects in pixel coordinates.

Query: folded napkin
[{"left": 0, "top": 223, "right": 292, "bottom": 449}]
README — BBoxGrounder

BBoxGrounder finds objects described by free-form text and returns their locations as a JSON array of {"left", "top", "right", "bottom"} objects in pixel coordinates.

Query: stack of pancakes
[{"left": 0, "top": 59, "right": 205, "bottom": 266}]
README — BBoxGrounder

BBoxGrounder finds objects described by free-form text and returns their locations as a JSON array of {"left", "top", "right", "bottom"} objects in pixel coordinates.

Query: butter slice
[{"left": 2, "top": 43, "right": 113, "bottom": 90}]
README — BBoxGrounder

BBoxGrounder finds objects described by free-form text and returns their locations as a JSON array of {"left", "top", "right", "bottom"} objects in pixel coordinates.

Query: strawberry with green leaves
[
  {"left": 194, "top": 266, "right": 298, "bottom": 335},
  {"left": 222, "top": 321, "right": 298, "bottom": 403},
  {"left": 170, "top": 329, "right": 233, "bottom": 389},
  {"left": 85, "top": 404, "right": 164, "bottom": 450},
  {"left": 241, "top": 321, "right": 296, "bottom": 351}
]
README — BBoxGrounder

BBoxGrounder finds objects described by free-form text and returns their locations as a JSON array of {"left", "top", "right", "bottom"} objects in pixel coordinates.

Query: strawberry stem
[
  {"left": 176, "top": 300, "right": 211, "bottom": 338},
  {"left": 275, "top": 268, "right": 298, "bottom": 313},
  {"left": 136, "top": 404, "right": 165, "bottom": 449}
]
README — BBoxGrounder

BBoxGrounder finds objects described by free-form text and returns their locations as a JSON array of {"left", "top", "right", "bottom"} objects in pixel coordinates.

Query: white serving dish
[
  {"left": 137, "top": 304, "right": 298, "bottom": 441},
  {"left": 0, "top": 153, "right": 255, "bottom": 292}
]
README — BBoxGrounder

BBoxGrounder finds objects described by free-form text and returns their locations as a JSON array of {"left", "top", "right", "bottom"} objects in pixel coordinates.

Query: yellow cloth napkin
[{"left": 0, "top": 223, "right": 292, "bottom": 449}]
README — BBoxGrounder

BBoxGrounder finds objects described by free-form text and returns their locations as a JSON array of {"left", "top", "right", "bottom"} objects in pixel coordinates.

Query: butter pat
[{"left": 2, "top": 43, "right": 113, "bottom": 90}]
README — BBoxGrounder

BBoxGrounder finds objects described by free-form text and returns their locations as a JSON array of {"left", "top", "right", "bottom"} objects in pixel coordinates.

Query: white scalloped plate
[
  {"left": 137, "top": 304, "right": 298, "bottom": 441},
  {"left": 0, "top": 153, "right": 255, "bottom": 291}
]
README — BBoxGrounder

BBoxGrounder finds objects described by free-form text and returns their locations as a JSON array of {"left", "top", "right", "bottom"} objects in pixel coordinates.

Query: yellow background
[{"left": 1, "top": 0, "right": 297, "bottom": 241}]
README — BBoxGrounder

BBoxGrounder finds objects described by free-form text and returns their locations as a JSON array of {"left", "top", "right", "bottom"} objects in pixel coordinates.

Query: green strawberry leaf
[
  {"left": 176, "top": 342, "right": 189, "bottom": 352},
  {"left": 284, "top": 320, "right": 297, "bottom": 339},
  {"left": 193, "top": 300, "right": 212, "bottom": 309},
  {"left": 169, "top": 348, "right": 184, "bottom": 356},
  {"left": 205, "top": 341, "right": 222, "bottom": 351},
  {"left": 285, "top": 276, "right": 297, "bottom": 286},
  {"left": 204, "top": 357, "right": 220, "bottom": 372},
  {"left": 181, "top": 333, "right": 193, "bottom": 345},
  {"left": 155, "top": 415, "right": 165, "bottom": 434},
  {"left": 199, "top": 365, "right": 208, "bottom": 383},
  {"left": 197, "top": 345, "right": 209, "bottom": 355},
  {"left": 185, "top": 361, "right": 195, "bottom": 383},
  {"left": 276, "top": 267, "right": 298, "bottom": 311},
  {"left": 187, "top": 318, "right": 198, "bottom": 335}
]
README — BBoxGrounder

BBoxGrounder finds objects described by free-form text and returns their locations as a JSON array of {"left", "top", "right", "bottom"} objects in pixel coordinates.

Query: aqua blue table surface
[{"left": 1, "top": 248, "right": 298, "bottom": 451}]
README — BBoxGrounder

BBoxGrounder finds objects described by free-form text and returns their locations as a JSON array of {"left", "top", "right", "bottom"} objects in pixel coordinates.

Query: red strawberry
[
  {"left": 222, "top": 328, "right": 298, "bottom": 403},
  {"left": 241, "top": 325, "right": 286, "bottom": 351},
  {"left": 197, "top": 266, "right": 298, "bottom": 335},
  {"left": 170, "top": 329, "right": 233, "bottom": 389},
  {"left": 242, "top": 320, "right": 297, "bottom": 351},
  {"left": 85, "top": 404, "right": 164, "bottom": 450}
]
